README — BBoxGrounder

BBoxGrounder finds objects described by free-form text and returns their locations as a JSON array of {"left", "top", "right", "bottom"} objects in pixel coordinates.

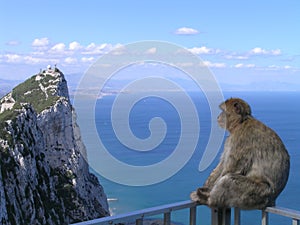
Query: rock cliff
[{"left": 0, "top": 68, "right": 109, "bottom": 224}]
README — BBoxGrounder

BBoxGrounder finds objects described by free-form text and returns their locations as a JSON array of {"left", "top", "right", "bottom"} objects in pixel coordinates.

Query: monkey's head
[{"left": 217, "top": 98, "right": 252, "bottom": 132}]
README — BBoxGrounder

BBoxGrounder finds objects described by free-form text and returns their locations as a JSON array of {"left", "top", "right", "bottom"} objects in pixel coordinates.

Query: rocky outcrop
[{"left": 0, "top": 68, "right": 109, "bottom": 224}]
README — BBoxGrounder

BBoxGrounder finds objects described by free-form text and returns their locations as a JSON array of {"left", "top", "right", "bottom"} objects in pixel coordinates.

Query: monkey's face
[
  {"left": 217, "top": 109, "right": 227, "bottom": 129},
  {"left": 217, "top": 98, "right": 252, "bottom": 132}
]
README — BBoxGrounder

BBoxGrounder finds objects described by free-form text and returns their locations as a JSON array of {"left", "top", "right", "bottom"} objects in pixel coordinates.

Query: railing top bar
[
  {"left": 72, "top": 200, "right": 300, "bottom": 225},
  {"left": 265, "top": 206, "right": 300, "bottom": 220},
  {"left": 72, "top": 200, "right": 199, "bottom": 225}
]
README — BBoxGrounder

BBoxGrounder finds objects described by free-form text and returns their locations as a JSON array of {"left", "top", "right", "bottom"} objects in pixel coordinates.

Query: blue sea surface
[{"left": 78, "top": 91, "right": 300, "bottom": 225}]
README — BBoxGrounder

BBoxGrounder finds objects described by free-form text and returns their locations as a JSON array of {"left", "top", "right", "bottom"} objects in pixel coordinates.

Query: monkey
[{"left": 190, "top": 98, "right": 290, "bottom": 210}]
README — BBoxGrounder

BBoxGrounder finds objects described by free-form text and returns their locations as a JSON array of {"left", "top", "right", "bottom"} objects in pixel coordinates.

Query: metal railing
[
  {"left": 72, "top": 200, "right": 300, "bottom": 225},
  {"left": 262, "top": 207, "right": 300, "bottom": 225}
]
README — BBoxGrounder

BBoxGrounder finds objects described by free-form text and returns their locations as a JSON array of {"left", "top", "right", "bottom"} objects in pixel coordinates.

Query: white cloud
[
  {"left": 83, "top": 43, "right": 113, "bottom": 55},
  {"left": 97, "top": 63, "right": 112, "bottom": 68},
  {"left": 64, "top": 57, "right": 77, "bottom": 64},
  {"left": 2, "top": 40, "right": 296, "bottom": 81},
  {"left": 111, "top": 44, "right": 125, "bottom": 55},
  {"left": 225, "top": 54, "right": 249, "bottom": 60},
  {"left": 175, "top": 27, "right": 199, "bottom": 35},
  {"left": 24, "top": 56, "right": 42, "bottom": 64},
  {"left": 203, "top": 61, "right": 226, "bottom": 68},
  {"left": 23, "top": 56, "right": 58, "bottom": 65},
  {"left": 5, "top": 54, "right": 22, "bottom": 63},
  {"left": 267, "top": 65, "right": 280, "bottom": 70},
  {"left": 271, "top": 49, "right": 281, "bottom": 55},
  {"left": 86, "top": 43, "right": 97, "bottom": 51},
  {"left": 249, "top": 47, "right": 281, "bottom": 56},
  {"left": 6, "top": 40, "right": 20, "bottom": 46},
  {"left": 50, "top": 43, "right": 66, "bottom": 53},
  {"left": 145, "top": 47, "right": 157, "bottom": 55},
  {"left": 264, "top": 65, "right": 300, "bottom": 71},
  {"left": 234, "top": 63, "right": 244, "bottom": 68},
  {"left": 250, "top": 47, "right": 267, "bottom": 55},
  {"left": 177, "top": 62, "right": 194, "bottom": 67},
  {"left": 1, "top": 53, "right": 60, "bottom": 65},
  {"left": 32, "top": 37, "right": 49, "bottom": 47},
  {"left": 188, "top": 46, "right": 218, "bottom": 55},
  {"left": 234, "top": 63, "right": 255, "bottom": 68},
  {"left": 225, "top": 48, "right": 281, "bottom": 61},
  {"left": 31, "top": 51, "right": 45, "bottom": 56},
  {"left": 81, "top": 57, "right": 94, "bottom": 63},
  {"left": 69, "top": 41, "right": 82, "bottom": 51}
]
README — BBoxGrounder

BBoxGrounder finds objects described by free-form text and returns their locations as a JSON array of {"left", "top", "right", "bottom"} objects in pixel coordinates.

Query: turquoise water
[{"left": 78, "top": 91, "right": 300, "bottom": 225}]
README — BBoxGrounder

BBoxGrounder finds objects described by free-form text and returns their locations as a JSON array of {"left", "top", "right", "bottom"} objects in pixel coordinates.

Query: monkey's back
[{"left": 232, "top": 117, "right": 290, "bottom": 198}]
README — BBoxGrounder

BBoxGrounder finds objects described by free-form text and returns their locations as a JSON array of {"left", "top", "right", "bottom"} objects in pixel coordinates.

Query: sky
[{"left": 0, "top": 0, "right": 299, "bottom": 91}]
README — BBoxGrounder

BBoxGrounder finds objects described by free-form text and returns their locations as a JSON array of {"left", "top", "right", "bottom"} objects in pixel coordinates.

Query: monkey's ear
[
  {"left": 233, "top": 100, "right": 251, "bottom": 122},
  {"left": 233, "top": 102, "right": 243, "bottom": 115}
]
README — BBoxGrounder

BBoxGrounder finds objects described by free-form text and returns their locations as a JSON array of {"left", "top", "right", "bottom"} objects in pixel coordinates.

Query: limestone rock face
[{"left": 0, "top": 68, "right": 109, "bottom": 224}]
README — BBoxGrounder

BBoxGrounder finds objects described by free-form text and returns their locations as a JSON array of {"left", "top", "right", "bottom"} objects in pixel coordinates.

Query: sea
[{"left": 75, "top": 91, "right": 300, "bottom": 225}]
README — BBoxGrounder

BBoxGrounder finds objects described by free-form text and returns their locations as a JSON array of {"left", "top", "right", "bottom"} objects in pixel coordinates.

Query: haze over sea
[{"left": 76, "top": 91, "right": 300, "bottom": 225}]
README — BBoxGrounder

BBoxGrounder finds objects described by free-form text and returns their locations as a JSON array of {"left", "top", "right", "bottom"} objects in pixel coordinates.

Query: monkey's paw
[
  {"left": 190, "top": 188, "right": 209, "bottom": 205},
  {"left": 190, "top": 191, "right": 200, "bottom": 202}
]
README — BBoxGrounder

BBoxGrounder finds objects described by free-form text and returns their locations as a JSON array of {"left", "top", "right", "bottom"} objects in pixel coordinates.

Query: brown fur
[{"left": 190, "top": 98, "right": 290, "bottom": 209}]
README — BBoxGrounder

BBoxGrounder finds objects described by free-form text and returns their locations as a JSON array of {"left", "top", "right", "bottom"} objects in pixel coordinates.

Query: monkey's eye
[{"left": 221, "top": 111, "right": 229, "bottom": 116}]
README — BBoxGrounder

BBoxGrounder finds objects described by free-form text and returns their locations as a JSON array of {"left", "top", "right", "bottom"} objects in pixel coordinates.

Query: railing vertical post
[
  {"left": 211, "top": 208, "right": 231, "bottom": 225},
  {"left": 234, "top": 208, "right": 241, "bottom": 225},
  {"left": 222, "top": 208, "right": 231, "bottom": 225},
  {"left": 292, "top": 219, "right": 299, "bottom": 225},
  {"left": 189, "top": 206, "right": 197, "bottom": 225},
  {"left": 211, "top": 208, "right": 219, "bottom": 225},
  {"left": 262, "top": 210, "right": 269, "bottom": 225},
  {"left": 136, "top": 218, "right": 143, "bottom": 225},
  {"left": 163, "top": 212, "right": 171, "bottom": 225}
]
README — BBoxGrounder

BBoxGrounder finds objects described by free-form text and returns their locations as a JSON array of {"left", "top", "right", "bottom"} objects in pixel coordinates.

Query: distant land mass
[
  {"left": 0, "top": 79, "right": 23, "bottom": 98},
  {"left": 0, "top": 68, "right": 109, "bottom": 224},
  {"left": 1, "top": 71, "right": 300, "bottom": 99}
]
